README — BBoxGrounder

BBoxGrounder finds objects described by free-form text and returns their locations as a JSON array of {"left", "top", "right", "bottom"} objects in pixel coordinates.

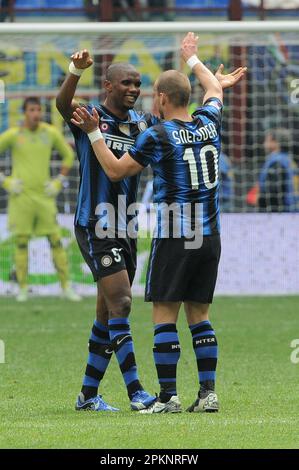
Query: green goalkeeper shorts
[{"left": 8, "top": 191, "right": 61, "bottom": 236}]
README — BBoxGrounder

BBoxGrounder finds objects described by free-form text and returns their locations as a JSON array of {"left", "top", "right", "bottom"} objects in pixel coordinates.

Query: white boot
[
  {"left": 61, "top": 286, "right": 81, "bottom": 302},
  {"left": 16, "top": 286, "right": 28, "bottom": 302}
]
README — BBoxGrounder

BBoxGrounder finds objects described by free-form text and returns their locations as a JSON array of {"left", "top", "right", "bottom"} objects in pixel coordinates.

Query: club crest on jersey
[
  {"left": 119, "top": 123, "right": 131, "bottom": 136},
  {"left": 100, "top": 123, "right": 109, "bottom": 132},
  {"left": 101, "top": 255, "right": 113, "bottom": 267},
  {"left": 138, "top": 120, "right": 148, "bottom": 132}
]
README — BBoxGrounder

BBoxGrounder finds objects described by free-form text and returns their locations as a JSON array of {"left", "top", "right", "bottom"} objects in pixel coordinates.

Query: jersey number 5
[{"left": 183, "top": 145, "right": 218, "bottom": 190}]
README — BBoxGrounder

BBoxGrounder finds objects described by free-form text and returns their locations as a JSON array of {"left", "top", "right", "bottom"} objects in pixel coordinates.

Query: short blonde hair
[{"left": 156, "top": 70, "right": 191, "bottom": 107}]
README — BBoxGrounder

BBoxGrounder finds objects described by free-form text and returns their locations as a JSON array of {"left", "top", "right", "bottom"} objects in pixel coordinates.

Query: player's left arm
[
  {"left": 215, "top": 63, "right": 247, "bottom": 89},
  {"left": 51, "top": 126, "right": 74, "bottom": 175},
  {"left": 44, "top": 126, "right": 75, "bottom": 197},
  {"left": 181, "top": 32, "right": 223, "bottom": 104},
  {"left": 71, "top": 107, "right": 144, "bottom": 182}
]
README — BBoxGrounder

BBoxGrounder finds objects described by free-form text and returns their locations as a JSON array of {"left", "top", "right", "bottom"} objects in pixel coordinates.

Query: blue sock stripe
[
  {"left": 108, "top": 327, "right": 130, "bottom": 335},
  {"left": 153, "top": 326, "right": 180, "bottom": 397},
  {"left": 88, "top": 352, "right": 111, "bottom": 370},
  {"left": 199, "top": 371, "right": 216, "bottom": 382},
  {"left": 153, "top": 352, "right": 181, "bottom": 364},
  {"left": 90, "top": 333, "right": 111, "bottom": 344},
  {"left": 189, "top": 321, "right": 214, "bottom": 337},
  {"left": 191, "top": 331, "right": 215, "bottom": 339},
  {"left": 108, "top": 319, "right": 130, "bottom": 337},
  {"left": 108, "top": 318, "right": 132, "bottom": 343},
  {"left": 154, "top": 332, "right": 179, "bottom": 344},
  {"left": 82, "top": 323, "right": 113, "bottom": 391},
  {"left": 108, "top": 317, "right": 129, "bottom": 326},
  {"left": 83, "top": 376, "right": 99, "bottom": 387},
  {"left": 115, "top": 341, "right": 134, "bottom": 365},
  {"left": 109, "top": 330, "right": 131, "bottom": 342},
  {"left": 190, "top": 321, "right": 218, "bottom": 389},
  {"left": 92, "top": 323, "right": 110, "bottom": 340},
  {"left": 108, "top": 319, "right": 140, "bottom": 395},
  {"left": 94, "top": 320, "right": 109, "bottom": 332},
  {"left": 189, "top": 321, "right": 211, "bottom": 331},
  {"left": 123, "top": 368, "right": 138, "bottom": 386},
  {"left": 193, "top": 346, "right": 218, "bottom": 359}
]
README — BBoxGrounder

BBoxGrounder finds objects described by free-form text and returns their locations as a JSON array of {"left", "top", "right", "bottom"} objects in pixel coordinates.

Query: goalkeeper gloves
[
  {"left": 44, "top": 174, "right": 67, "bottom": 197},
  {"left": 0, "top": 173, "right": 23, "bottom": 195}
]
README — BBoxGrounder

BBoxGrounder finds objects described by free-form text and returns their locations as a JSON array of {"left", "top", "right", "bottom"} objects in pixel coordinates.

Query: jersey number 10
[{"left": 183, "top": 145, "right": 219, "bottom": 190}]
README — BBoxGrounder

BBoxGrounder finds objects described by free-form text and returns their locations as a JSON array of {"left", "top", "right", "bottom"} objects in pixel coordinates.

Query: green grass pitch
[{"left": 0, "top": 296, "right": 298, "bottom": 449}]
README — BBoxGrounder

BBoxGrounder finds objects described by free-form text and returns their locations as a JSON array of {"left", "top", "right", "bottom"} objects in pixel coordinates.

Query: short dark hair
[
  {"left": 22, "top": 97, "right": 41, "bottom": 112},
  {"left": 105, "top": 63, "right": 138, "bottom": 82},
  {"left": 267, "top": 128, "right": 292, "bottom": 153},
  {"left": 156, "top": 70, "right": 191, "bottom": 107}
]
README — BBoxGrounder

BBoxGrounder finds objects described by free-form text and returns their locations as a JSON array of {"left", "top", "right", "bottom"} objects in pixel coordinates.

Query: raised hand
[
  {"left": 215, "top": 64, "right": 247, "bottom": 89},
  {"left": 71, "top": 49, "right": 93, "bottom": 70},
  {"left": 181, "top": 32, "right": 199, "bottom": 62},
  {"left": 71, "top": 107, "right": 99, "bottom": 133}
]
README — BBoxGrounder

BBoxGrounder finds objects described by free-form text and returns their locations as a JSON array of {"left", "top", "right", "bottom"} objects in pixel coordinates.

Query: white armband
[
  {"left": 88, "top": 129, "right": 103, "bottom": 144},
  {"left": 186, "top": 55, "right": 201, "bottom": 70},
  {"left": 69, "top": 62, "right": 84, "bottom": 77}
]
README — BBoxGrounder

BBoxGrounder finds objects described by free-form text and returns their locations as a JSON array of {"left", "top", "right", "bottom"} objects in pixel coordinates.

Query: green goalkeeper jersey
[{"left": 0, "top": 123, "right": 74, "bottom": 194}]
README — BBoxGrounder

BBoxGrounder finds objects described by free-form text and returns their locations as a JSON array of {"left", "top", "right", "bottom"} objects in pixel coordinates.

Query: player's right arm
[
  {"left": 0, "top": 128, "right": 23, "bottom": 194},
  {"left": 0, "top": 128, "right": 16, "bottom": 154},
  {"left": 56, "top": 49, "right": 93, "bottom": 122},
  {"left": 181, "top": 32, "right": 223, "bottom": 104},
  {"left": 71, "top": 107, "right": 145, "bottom": 181}
]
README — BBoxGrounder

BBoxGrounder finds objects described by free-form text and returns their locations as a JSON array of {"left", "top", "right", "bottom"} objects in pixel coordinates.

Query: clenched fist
[{"left": 71, "top": 49, "right": 93, "bottom": 70}]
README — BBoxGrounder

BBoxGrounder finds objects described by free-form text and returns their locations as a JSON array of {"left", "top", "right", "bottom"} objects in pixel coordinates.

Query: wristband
[
  {"left": 69, "top": 61, "right": 84, "bottom": 77},
  {"left": 0, "top": 172, "right": 5, "bottom": 184},
  {"left": 88, "top": 128, "right": 103, "bottom": 144},
  {"left": 186, "top": 55, "right": 201, "bottom": 70}
]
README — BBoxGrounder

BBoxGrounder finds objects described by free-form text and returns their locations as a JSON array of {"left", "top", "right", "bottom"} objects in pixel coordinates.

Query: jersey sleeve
[
  {"left": 67, "top": 103, "right": 95, "bottom": 140},
  {"left": 192, "top": 97, "right": 223, "bottom": 130},
  {"left": 128, "top": 129, "right": 157, "bottom": 167},
  {"left": 50, "top": 126, "right": 75, "bottom": 168},
  {"left": 144, "top": 112, "right": 160, "bottom": 128},
  {"left": 67, "top": 120, "right": 82, "bottom": 139},
  {"left": 0, "top": 128, "right": 18, "bottom": 154}
]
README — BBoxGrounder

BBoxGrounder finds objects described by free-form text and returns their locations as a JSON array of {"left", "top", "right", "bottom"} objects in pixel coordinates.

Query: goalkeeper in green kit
[{"left": 0, "top": 97, "right": 81, "bottom": 302}]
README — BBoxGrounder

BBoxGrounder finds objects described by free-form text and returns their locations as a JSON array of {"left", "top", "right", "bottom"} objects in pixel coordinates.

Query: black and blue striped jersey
[
  {"left": 128, "top": 98, "right": 223, "bottom": 236},
  {"left": 68, "top": 104, "right": 159, "bottom": 232}
]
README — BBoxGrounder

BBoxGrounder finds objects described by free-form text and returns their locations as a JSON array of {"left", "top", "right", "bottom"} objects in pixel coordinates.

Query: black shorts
[
  {"left": 145, "top": 235, "right": 221, "bottom": 303},
  {"left": 75, "top": 224, "right": 137, "bottom": 285}
]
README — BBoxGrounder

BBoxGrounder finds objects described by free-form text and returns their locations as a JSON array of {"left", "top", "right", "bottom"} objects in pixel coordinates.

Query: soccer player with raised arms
[
  {"left": 71, "top": 32, "right": 230, "bottom": 413},
  {"left": 56, "top": 50, "right": 158, "bottom": 412},
  {"left": 58, "top": 36, "right": 245, "bottom": 412},
  {"left": 0, "top": 97, "right": 80, "bottom": 302}
]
